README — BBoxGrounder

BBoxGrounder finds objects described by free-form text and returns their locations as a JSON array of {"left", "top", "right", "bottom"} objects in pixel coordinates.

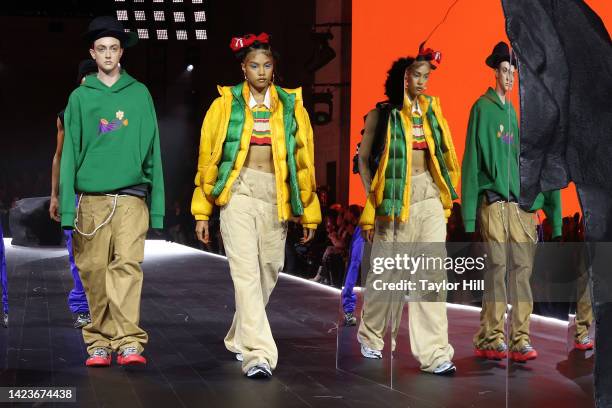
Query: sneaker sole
[
  {"left": 574, "top": 343, "right": 594, "bottom": 351},
  {"left": 474, "top": 348, "right": 507, "bottom": 360},
  {"left": 85, "top": 358, "right": 111, "bottom": 367},
  {"left": 510, "top": 351, "right": 537, "bottom": 363},
  {"left": 117, "top": 356, "right": 147, "bottom": 366}
]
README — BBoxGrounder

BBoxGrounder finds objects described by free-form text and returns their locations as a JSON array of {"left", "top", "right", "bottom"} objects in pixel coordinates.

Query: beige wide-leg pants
[
  {"left": 358, "top": 171, "right": 454, "bottom": 372},
  {"left": 221, "top": 167, "right": 287, "bottom": 373}
]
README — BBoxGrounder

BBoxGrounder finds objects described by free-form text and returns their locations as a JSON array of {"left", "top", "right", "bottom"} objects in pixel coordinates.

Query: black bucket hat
[
  {"left": 486, "top": 41, "right": 517, "bottom": 69},
  {"left": 84, "top": 16, "right": 137, "bottom": 48}
]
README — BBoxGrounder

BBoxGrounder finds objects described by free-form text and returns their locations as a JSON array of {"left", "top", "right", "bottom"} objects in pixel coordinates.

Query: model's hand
[
  {"left": 49, "top": 196, "right": 60, "bottom": 222},
  {"left": 301, "top": 227, "right": 315, "bottom": 244},
  {"left": 362, "top": 228, "right": 374, "bottom": 243},
  {"left": 195, "top": 220, "right": 210, "bottom": 244}
]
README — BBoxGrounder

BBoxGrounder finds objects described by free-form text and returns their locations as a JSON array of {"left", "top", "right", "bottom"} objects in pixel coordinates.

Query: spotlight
[
  {"left": 306, "top": 31, "right": 336, "bottom": 73},
  {"left": 186, "top": 64, "right": 194, "bottom": 72},
  {"left": 156, "top": 29, "right": 168, "bottom": 40},
  {"left": 154, "top": 11, "right": 165, "bottom": 22},
  {"left": 311, "top": 91, "right": 333, "bottom": 125},
  {"left": 174, "top": 12, "right": 185, "bottom": 23},
  {"left": 116, "top": 10, "right": 128, "bottom": 21},
  {"left": 134, "top": 10, "right": 146, "bottom": 21},
  {"left": 176, "top": 30, "right": 188, "bottom": 40},
  {"left": 192, "top": 0, "right": 203, "bottom": 3},
  {"left": 194, "top": 11, "right": 206, "bottom": 22},
  {"left": 153, "top": 0, "right": 164, "bottom": 2},
  {"left": 137, "top": 29, "right": 149, "bottom": 39},
  {"left": 195, "top": 30, "right": 207, "bottom": 40}
]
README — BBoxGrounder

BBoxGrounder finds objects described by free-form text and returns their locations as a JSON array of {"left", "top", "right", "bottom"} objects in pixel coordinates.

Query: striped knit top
[
  {"left": 251, "top": 107, "right": 272, "bottom": 146},
  {"left": 411, "top": 115, "right": 428, "bottom": 150}
]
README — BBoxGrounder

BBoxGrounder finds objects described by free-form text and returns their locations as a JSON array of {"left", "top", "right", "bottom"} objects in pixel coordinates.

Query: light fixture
[
  {"left": 194, "top": 11, "right": 206, "bottom": 22},
  {"left": 306, "top": 31, "right": 336, "bottom": 72},
  {"left": 195, "top": 30, "right": 207, "bottom": 40},
  {"left": 173, "top": 12, "right": 185, "bottom": 23},
  {"left": 116, "top": 10, "right": 128, "bottom": 21},
  {"left": 311, "top": 91, "right": 333, "bottom": 125},
  {"left": 186, "top": 64, "right": 194, "bottom": 72},
  {"left": 154, "top": 11, "right": 165, "bottom": 22},
  {"left": 134, "top": 10, "right": 146, "bottom": 21},
  {"left": 176, "top": 30, "right": 188, "bottom": 40},
  {"left": 137, "top": 29, "right": 149, "bottom": 39},
  {"left": 156, "top": 29, "right": 168, "bottom": 40}
]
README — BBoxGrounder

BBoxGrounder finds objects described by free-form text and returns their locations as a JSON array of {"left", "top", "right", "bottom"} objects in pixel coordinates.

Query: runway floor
[{"left": 0, "top": 239, "right": 595, "bottom": 407}]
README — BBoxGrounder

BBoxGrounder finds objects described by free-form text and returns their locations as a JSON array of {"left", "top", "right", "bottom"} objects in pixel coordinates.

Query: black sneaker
[
  {"left": 246, "top": 363, "right": 272, "bottom": 379},
  {"left": 344, "top": 312, "right": 357, "bottom": 326},
  {"left": 74, "top": 313, "right": 91, "bottom": 329}
]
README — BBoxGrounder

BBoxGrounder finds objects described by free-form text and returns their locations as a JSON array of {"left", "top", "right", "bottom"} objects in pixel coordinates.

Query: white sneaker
[
  {"left": 245, "top": 363, "right": 272, "bottom": 379},
  {"left": 360, "top": 343, "right": 383, "bottom": 359},
  {"left": 236, "top": 353, "right": 243, "bottom": 362},
  {"left": 433, "top": 361, "right": 456, "bottom": 375}
]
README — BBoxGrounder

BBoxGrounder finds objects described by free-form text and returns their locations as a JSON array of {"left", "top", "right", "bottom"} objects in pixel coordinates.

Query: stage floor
[{"left": 0, "top": 239, "right": 595, "bottom": 407}]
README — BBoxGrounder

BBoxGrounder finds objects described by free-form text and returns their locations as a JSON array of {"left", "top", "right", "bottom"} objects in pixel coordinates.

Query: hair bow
[
  {"left": 230, "top": 33, "right": 270, "bottom": 52},
  {"left": 418, "top": 42, "right": 442, "bottom": 66}
]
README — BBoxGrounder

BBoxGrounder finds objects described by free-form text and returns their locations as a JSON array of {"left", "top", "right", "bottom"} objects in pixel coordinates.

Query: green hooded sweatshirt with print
[
  {"left": 461, "top": 87, "right": 561, "bottom": 237},
  {"left": 59, "top": 71, "right": 165, "bottom": 229}
]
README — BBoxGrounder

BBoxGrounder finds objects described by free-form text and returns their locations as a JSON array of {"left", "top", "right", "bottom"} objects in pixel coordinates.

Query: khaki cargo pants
[{"left": 73, "top": 194, "right": 149, "bottom": 355}]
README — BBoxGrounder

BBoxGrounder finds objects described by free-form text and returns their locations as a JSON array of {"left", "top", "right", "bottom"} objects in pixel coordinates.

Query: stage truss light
[
  {"left": 116, "top": 10, "right": 128, "bottom": 21},
  {"left": 173, "top": 11, "right": 185, "bottom": 23},
  {"left": 194, "top": 11, "right": 206, "bottom": 22},
  {"left": 176, "top": 30, "right": 188, "bottom": 40},
  {"left": 156, "top": 29, "right": 168, "bottom": 40},
  {"left": 113, "top": 0, "right": 207, "bottom": 41}
]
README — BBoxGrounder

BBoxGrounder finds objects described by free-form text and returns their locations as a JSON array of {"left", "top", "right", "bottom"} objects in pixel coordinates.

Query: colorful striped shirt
[{"left": 251, "top": 107, "right": 272, "bottom": 146}]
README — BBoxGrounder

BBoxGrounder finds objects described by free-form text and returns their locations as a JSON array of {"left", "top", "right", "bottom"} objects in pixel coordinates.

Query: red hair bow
[
  {"left": 230, "top": 33, "right": 270, "bottom": 52},
  {"left": 418, "top": 42, "right": 442, "bottom": 66}
]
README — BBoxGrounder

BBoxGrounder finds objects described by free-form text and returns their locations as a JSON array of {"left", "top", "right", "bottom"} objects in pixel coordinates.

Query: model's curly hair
[
  {"left": 384, "top": 56, "right": 436, "bottom": 105},
  {"left": 384, "top": 57, "right": 414, "bottom": 106}
]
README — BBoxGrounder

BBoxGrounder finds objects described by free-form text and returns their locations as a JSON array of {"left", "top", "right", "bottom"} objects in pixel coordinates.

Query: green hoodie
[
  {"left": 461, "top": 87, "right": 561, "bottom": 237},
  {"left": 59, "top": 71, "right": 165, "bottom": 229}
]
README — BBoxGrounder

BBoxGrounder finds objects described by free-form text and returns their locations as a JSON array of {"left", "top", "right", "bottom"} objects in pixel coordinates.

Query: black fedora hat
[
  {"left": 84, "top": 16, "right": 137, "bottom": 48},
  {"left": 485, "top": 41, "right": 517, "bottom": 69}
]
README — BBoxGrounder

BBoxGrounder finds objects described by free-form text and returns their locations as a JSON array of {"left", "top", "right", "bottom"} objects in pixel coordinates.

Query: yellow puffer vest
[
  {"left": 191, "top": 83, "right": 321, "bottom": 229},
  {"left": 359, "top": 94, "right": 460, "bottom": 230}
]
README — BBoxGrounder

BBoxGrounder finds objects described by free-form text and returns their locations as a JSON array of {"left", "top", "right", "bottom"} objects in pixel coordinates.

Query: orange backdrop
[{"left": 350, "top": 0, "right": 612, "bottom": 217}]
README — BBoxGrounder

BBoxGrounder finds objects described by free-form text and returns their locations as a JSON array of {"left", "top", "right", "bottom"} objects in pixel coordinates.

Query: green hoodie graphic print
[
  {"left": 59, "top": 71, "right": 165, "bottom": 229},
  {"left": 461, "top": 87, "right": 561, "bottom": 237}
]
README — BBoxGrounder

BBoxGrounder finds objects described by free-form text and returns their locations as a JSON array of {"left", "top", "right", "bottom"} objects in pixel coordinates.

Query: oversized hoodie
[
  {"left": 59, "top": 71, "right": 165, "bottom": 229},
  {"left": 461, "top": 87, "right": 561, "bottom": 237}
]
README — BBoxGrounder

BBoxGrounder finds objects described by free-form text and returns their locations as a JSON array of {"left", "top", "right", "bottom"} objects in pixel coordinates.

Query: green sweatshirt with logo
[
  {"left": 461, "top": 87, "right": 561, "bottom": 237},
  {"left": 59, "top": 71, "right": 165, "bottom": 229}
]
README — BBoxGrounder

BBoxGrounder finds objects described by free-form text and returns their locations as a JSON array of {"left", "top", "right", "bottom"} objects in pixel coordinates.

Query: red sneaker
[
  {"left": 85, "top": 348, "right": 111, "bottom": 367},
  {"left": 117, "top": 347, "right": 147, "bottom": 366},
  {"left": 575, "top": 336, "right": 594, "bottom": 351},
  {"left": 510, "top": 344, "right": 538, "bottom": 362},
  {"left": 474, "top": 342, "right": 508, "bottom": 360}
]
